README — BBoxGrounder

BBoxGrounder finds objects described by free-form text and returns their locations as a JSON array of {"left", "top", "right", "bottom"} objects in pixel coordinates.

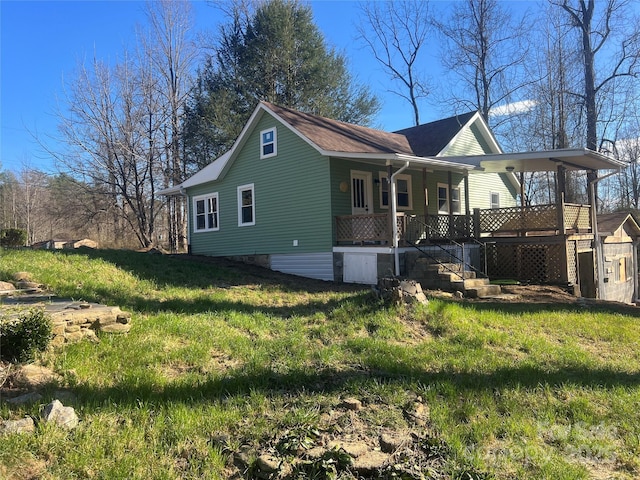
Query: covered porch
[{"left": 335, "top": 148, "right": 625, "bottom": 291}]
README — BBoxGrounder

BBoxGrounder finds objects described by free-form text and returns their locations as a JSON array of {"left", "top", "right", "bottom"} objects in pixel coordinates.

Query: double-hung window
[
  {"left": 260, "top": 128, "right": 277, "bottom": 159},
  {"left": 379, "top": 172, "right": 412, "bottom": 210},
  {"left": 237, "top": 184, "right": 255, "bottom": 226},
  {"left": 193, "top": 193, "right": 219, "bottom": 232},
  {"left": 437, "top": 183, "right": 461, "bottom": 214}
]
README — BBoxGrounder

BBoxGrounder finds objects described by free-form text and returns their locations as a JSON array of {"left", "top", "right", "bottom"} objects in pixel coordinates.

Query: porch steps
[{"left": 408, "top": 259, "right": 502, "bottom": 298}]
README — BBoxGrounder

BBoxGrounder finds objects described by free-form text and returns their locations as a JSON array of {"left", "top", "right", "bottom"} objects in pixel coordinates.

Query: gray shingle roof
[
  {"left": 263, "top": 102, "right": 413, "bottom": 155},
  {"left": 394, "top": 111, "right": 477, "bottom": 157}
]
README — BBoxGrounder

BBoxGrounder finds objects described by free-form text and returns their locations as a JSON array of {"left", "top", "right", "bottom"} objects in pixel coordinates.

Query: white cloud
[{"left": 489, "top": 100, "right": 537, "bottom": 117}]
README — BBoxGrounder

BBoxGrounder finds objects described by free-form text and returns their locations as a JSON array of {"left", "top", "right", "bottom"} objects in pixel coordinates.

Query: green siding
[
  {"left": 467, "top": 173, "right": 517, "bottom": 209},
  {"left": 188, "top": 114, "right": 333, "bottom": 256},
  {"left": 328, "top": 158, "right": 517, "bottom": 217},
  {"left": 441, "top": 120, "right": 517, "bottom": 209},
  {"left": 187, "top": 111, "right": 518, "bottom": 256},
  {"left": 443, "top": 125, "right": 489, "bottom": 156},
  {"left": 329, "top": 159, "right": 430, "bottom": 217}
]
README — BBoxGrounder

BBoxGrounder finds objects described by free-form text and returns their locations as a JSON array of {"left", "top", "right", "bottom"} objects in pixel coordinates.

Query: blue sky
[{"left": 0, "top": 0, "right": 523, "bottom": 173}]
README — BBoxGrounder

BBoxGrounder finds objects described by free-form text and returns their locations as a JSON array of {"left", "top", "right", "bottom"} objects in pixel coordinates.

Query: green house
[{"left": 162, "top": 102, "right": 627, "bottom": 297}]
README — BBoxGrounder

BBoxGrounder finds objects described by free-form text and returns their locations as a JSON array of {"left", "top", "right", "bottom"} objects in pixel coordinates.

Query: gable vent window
[
  {"left": 260, "top": 128, "right": 277, "bottom": 159},
  {"left": 490, "top": 192, "right": 500, "bottom": 209}
]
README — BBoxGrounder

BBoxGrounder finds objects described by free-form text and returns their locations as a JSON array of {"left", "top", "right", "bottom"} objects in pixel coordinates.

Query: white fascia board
[
  {"left": 394, "top": 153, "right": 476, "bottom": 171},
  {"left": 326, "top": 152, "right": 476, "bottom": 172},
  {"left": 438, "top": 112, "right": 503, "bottom": 157},
  {"left": 157, "top": 185, "right": 185, "bottom": 196},
  {"left": 181, "top": 151, "right": 231, "bottom": 189},
  {"left": 451, "top": 148, "right": 626, "bottom": 172},
  {"left": 184, "top": 103, "right": 273, "bottom": 187}
]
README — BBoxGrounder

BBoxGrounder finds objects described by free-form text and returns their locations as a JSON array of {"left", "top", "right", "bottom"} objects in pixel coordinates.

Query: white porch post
[{"left": 391, "top": 161, "right": 410, "bottom": 276}]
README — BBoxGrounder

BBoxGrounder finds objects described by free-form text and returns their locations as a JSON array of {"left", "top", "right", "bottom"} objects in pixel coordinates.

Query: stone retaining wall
[{"left": 47, "top": 303, "right": 132, "bottom": 346}]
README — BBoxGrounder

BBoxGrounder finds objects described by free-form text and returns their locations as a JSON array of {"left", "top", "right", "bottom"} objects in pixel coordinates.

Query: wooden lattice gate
[{"left": 486, "top": 241, "right": 566, "bottom": 284}]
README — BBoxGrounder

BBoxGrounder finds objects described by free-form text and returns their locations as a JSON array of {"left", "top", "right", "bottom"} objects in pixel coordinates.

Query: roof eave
[
  {"left": 441, "top": 148, "right": 626, "bottom": 172},
  {"left": 323, "top": 151, "right": 476, "bottom": 171}
]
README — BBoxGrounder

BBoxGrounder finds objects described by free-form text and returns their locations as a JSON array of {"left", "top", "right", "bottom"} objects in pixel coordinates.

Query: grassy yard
[{"left": 1, "top": 248, "right": 639, "bottom": 479}]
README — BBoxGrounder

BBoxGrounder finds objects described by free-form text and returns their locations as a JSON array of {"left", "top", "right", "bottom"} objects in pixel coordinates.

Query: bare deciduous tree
[
  {"left": 555, "top": 0, "right": 640, "bottom": 152},
  {"left": 56, "top": 52, "right": 162, "bottom": 248},
  {"left": 357, "top": 0, "right": 430, "bottom": 126},
  {"left": 142, "top": 0, "right": 199, "bottom": 252},
  {"left": 434, "top": 0, "right": 530, "bottom": 125}
]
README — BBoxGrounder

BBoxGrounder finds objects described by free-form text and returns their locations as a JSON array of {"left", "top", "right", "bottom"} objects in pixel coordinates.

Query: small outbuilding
[{"left": 597, "top": 212, "right": 640, "bottom": 304}]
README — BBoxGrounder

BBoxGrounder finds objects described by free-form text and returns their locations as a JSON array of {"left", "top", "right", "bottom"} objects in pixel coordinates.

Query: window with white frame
[
  {"left": 451, "top": 187, "right": 461, "bottom": 213},
  {"left": 193, "top": 193, "right": 219, "bottom": 232},
  {"left": 490, "top": 192, "right": 500, "bottom": 209},
  {"left": 437, "top": 184, "right": 448, "bottom": 213},
  {"left": 260, "top": 128, "right": 277, "bottom": 159},
  {"left": 379, "top": 172, "right": 412, "bottom": 209},
  {"left": 237, "top": 184, "right": 255, "bottom": 226},
  {"left": 437, "top": 183, "right": 460, "bottom": 214}
]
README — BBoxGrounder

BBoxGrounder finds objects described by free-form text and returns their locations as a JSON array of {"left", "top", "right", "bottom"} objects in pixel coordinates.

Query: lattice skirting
[{"left": 486, "top": 242, "right": 567, "bottom": 284}]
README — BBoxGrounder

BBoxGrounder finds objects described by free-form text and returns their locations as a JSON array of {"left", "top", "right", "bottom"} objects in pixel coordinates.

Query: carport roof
[{"left": 440, "top": 148, "right": 626, "bottom": 173}]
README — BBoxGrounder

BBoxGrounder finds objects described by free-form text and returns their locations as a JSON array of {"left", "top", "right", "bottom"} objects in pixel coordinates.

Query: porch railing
[
  {"left": 335, "top": 214, "right": 389, "bottom": 243},
  {"left": 335, "top": 203, "right": 592, "bottom": 245},
  {"left": 477, "top": 203, "right": 591, "bottom": 236}
]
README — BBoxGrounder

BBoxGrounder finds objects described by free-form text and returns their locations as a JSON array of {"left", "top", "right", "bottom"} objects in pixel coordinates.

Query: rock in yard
[
  {"left": 341, "top": 397, "right": 362, "bottom": 411},
  {"left": 5, "top": 391, "right": 43, "bottom": 405},
  {"left": 0, "top": 417, "right": 35, "bottom": 435},
  {"left": 13, "top": 365, "right": 62, "bottom": 389},
  {"left": 42, "top": 400, "right": 79, "bottom": 430},
  {"left": 13, "top": 272, "right": 33, "bottom": 282},
  {"left": 255, "top": 454, "right": 280, "bottom": 473},
  {"left": 15, "top": 281, "right": 42, "bottom": 290},
  {"left": 379, "top": 433, "right": 407, "bottom": 453},
  {"left": 352, "top": 450, "right": 389, "bottom": 475},
  {"left": 100, "top": 322, "right": 131, "bottom": 334}
]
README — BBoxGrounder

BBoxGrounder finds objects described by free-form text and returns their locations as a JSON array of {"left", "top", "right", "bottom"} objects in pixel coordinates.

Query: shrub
[
  {"left": 0, "top": 309, "right": 52, "bottom": 363},
  {"left": 0, "top": 228, "right": 27, "bottom": 248}
]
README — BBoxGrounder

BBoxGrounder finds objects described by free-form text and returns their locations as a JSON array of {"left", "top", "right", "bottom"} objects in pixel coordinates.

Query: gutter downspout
[
  {"left": 391, "top": 161, "right": 411, "bottom": 276},
  {"left": 589, "top": 169, "right": 620, "bottom": 299}
]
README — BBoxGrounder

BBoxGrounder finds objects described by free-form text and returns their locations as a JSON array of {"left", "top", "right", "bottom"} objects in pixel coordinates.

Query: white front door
[{"left": 351, "top": 171, "right": 373, "bottom": 215}]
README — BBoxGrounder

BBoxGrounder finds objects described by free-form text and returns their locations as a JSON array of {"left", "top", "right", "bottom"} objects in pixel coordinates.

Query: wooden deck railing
[
  {"left": 335, "top": 214, "right": 389, "bottom": 243},
  {"left": 335, "top": 204, "right": 592, "bottom": 244},
  {"left": 476, "top": 203, "right": 591, "bottom": 236}
]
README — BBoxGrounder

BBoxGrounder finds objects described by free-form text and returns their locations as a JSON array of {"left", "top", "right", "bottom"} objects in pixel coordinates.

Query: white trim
[
  {"left": 333, "top": 246, "right": 394, "bottom": 254},
  {"left": 260, "top": 127, "right": 277, "bottom": 159},
  {"left": 379, "top": 171, "right": 413, "bottom": 210},
  {"left": 350, "top": 170, "right": 373, "bottom": 215},
  {"left": 437, "top": 183, "right": 449, "bottom": 214},
  {"left": 437, "top": 183, "right": 460, "bottom": 214},
  {"left": 490, "top": 191, "right": 500, "bottom": 209},
  {"left": 192, "top": 193, "right": 219, "bottom": 233},
  {"left": 237, "top": 183, "right": 255, "bottom": 227},
  {"left": 438, "top": 112, "right": 503, "bottom": 157}
]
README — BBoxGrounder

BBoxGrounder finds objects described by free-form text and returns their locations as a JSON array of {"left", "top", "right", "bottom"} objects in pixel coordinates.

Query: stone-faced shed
[{"left": 597, "top": 212, "right": 640, "bottom": 304}]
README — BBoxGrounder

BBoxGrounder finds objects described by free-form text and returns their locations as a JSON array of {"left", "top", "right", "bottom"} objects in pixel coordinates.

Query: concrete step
[
  {"left": 464, "top": 284, "right": 503, "bottom": 298},
  {"left": 439, "top": 271, "right": 476, "bottom": 282},
  {"left": 450, "top": 277, "right": 490, "bottom": 289},
  {"left": 427, "top": 262, "right": 464, "bottom": 273}
]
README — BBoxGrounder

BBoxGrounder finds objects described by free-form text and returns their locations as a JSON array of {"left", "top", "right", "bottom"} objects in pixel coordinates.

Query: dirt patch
[{"left": 213, "top": 394, "right": 479, "bottom": 480}]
